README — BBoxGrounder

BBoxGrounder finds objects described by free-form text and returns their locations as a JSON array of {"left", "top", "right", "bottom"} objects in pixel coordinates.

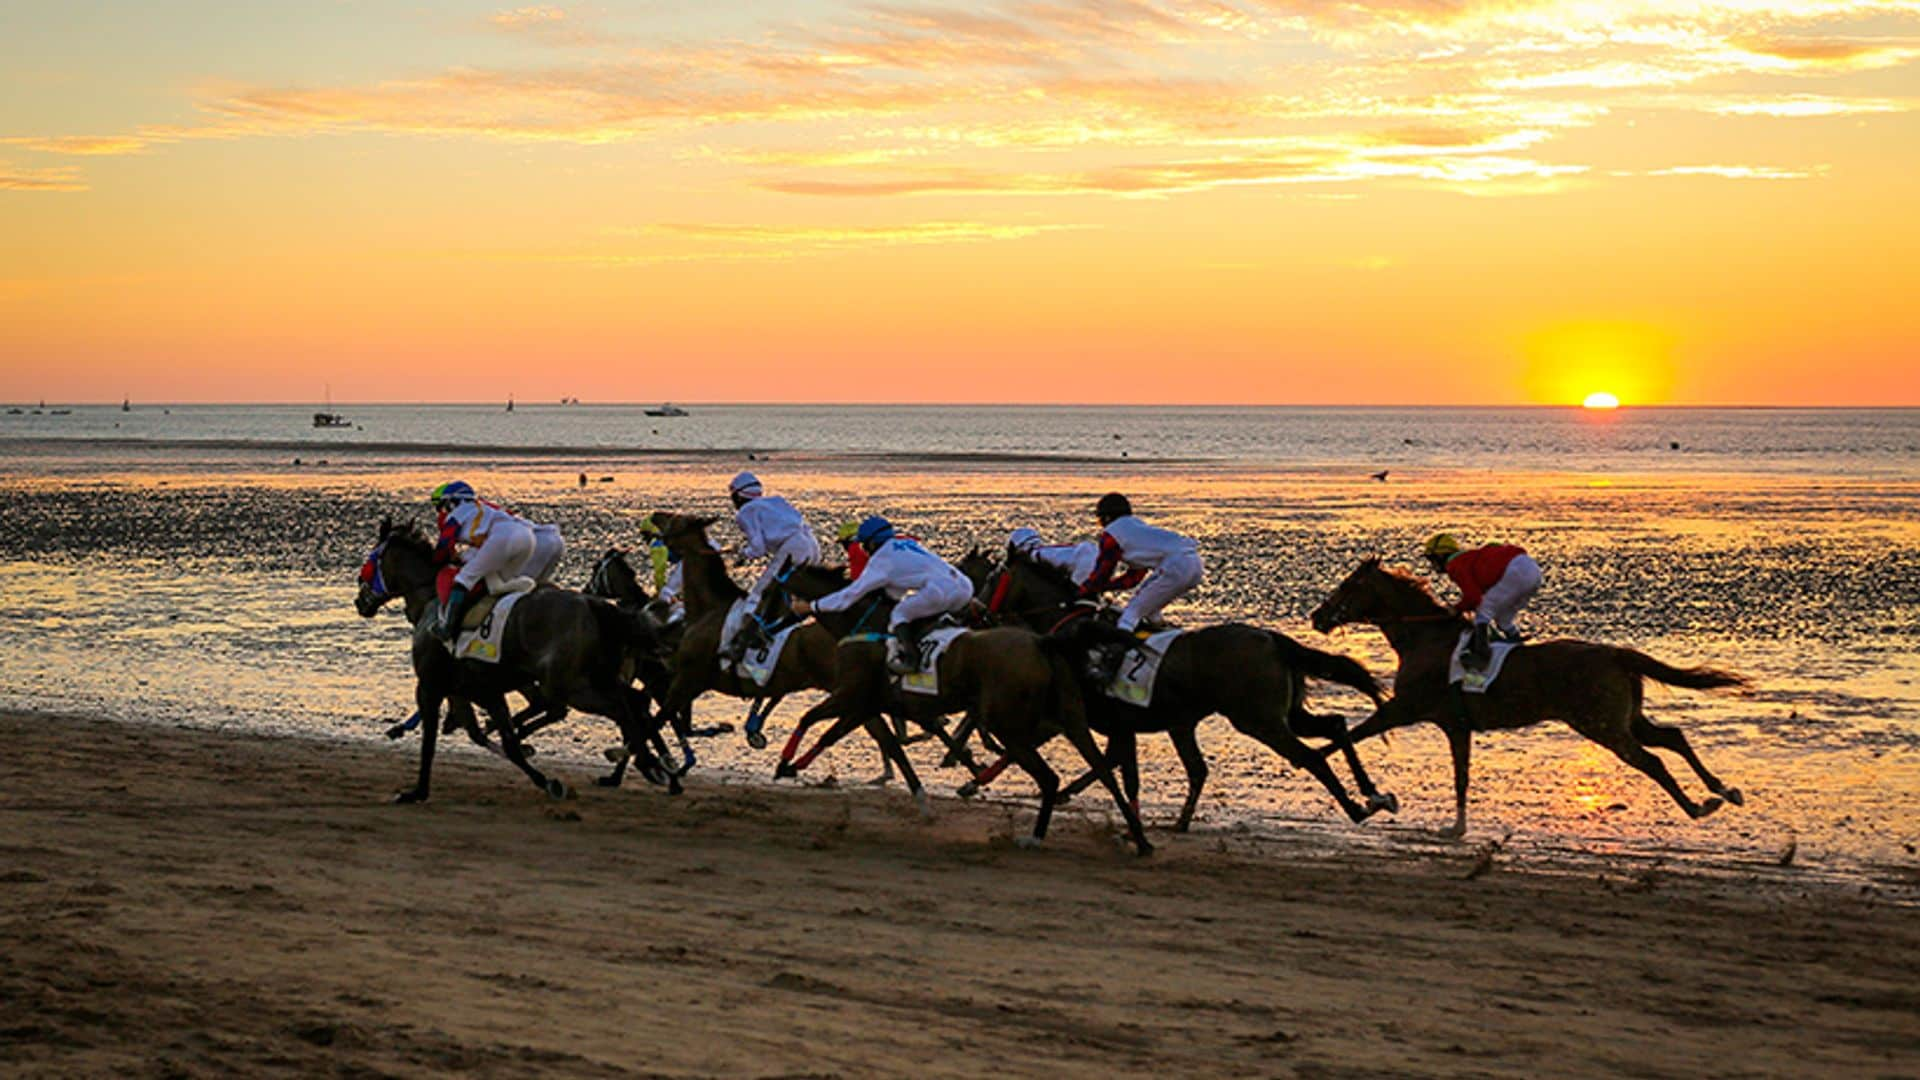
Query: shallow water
[{"left": 2, "top": 432, "right": 1915, "bottom": 892}]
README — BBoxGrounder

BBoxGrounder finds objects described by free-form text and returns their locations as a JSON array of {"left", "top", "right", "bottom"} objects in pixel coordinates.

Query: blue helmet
[
  {"left": 430, "top": 480, "right": 475, "bottom": 508},
  {"left": 854, "top": 515, "right": 894, "bottom": 547}
]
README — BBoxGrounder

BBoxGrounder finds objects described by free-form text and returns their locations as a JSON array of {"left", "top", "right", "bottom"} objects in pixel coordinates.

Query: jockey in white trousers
[
  {"left": 430, "top": 480, "right": 565, "bottom": 641},
  {"left": 1078, "top": 493, "right": 1203, "bottom": 633},
  {"left": 794, "top": 516, "right": 974, "bottom": 674},
  {"left": 720, "top": 471, "right": 822, "bottom": 662}
]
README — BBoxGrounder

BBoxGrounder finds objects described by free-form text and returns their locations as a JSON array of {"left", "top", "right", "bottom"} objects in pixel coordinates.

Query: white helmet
[
  {"left": 1007, "top": 527, "right": 1042, "bottom": 555},
  {"left": 728, "top": 471, "right": 763, "bottom": 499}
]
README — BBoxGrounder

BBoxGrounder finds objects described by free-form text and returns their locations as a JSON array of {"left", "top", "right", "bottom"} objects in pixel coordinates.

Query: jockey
[
  {"left": 638, "top": 517, "right": 684, "bottom": 623},
  {"left": 793, "top": 516, "right": 973, "bottom": 675},
  {"left": 1425, "top": 533, "right": 1543, "bottom": 669},
  {"left": 993, "top": 527, "right": 1146, "bottom": 615},
  {"left": 721, "top": 471, "right": 822, "bottom": 662},
  {"left": 429, "top": 481, "right": 565, "bottom": 641},
  {"left": 1079, "top": 494, "right": 1203, "bottom": 632},
  {"left": 835, "top": 520, "right": 870, "bottom": 579}
]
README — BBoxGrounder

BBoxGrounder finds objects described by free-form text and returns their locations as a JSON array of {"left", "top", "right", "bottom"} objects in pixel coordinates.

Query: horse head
[
  {"left": 956, "top": 547, "right": 1000, "bottom": 596},
  {"left": 1311, "top": 556, "right": 1446, "bottom": 633},
  {"left": 587, "top": 547, "right": 648, "bottom": 607},
  {"left": 651, "top": 512, "right": 720, "bottom": 558}
]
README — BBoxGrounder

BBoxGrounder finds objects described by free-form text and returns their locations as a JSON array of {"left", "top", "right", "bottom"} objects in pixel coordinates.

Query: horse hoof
[
  {"left": 1694, "top": 797, "right": 1724, "bottom": 819},
  {"left": 638, "top": 762, "right": 671, "bottom": 788},
  {"left": 392, "top": 789, "right": 427, "bottom": 805},
  {"left": 864, "top": 773, "right": 892, "bottom": 787},
  {"left": 594, "top": 774, "right": 621, "bottom": 789},
  {"left": 915, "top": 790, "right": 933, "bottom": 821},
  {"left": 956, "top": 781, "right": 980, "bottom": 800},
  {"left": 747, "top": 731, "right": 768, "bottom": 750},
  {"left": 1015, "top": 835, "right": 1043, "bottom": 850},
  {"left": 774, "top": 762, "right": 798, "bottom": 780},
  {"left": 1133, "top": 841, "right": 1155, "bottom": 857},
  {"left": 1439, "top": 823, "right": 1466, "bottom": 840},
  {"left": 1721, "top": 787, "right": 1745, "bottom": 807},
  {"left": 1370, "top": 792, "right": 1401, "bottom": 815},
  {"left": 1054, "top": 791, "right": 1073, "bottom": 807},
  {"left": 603, "top": 746, "right": 630, "bottom": 764},
  {"left": 545, "top": 778, "right": 571, "bottom": 800},
  {"left": 383, "top": 725, "right": 408, "bottom": 740},
  {"left": 668, "top": 775, "right": 684, "bottom": 796}
]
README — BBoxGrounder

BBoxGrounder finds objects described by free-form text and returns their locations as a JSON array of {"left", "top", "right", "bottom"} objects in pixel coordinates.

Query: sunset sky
[{"left": 3, "top": 1, "right": 1917, "bottom": 405}]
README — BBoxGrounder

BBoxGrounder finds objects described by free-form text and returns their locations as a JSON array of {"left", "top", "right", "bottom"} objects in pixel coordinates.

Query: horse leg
[
  {"left": 484, "top": 692, "right": 567, "bottom": 800},
  {"left": 1633, "top": 713, "right": 1743, "bottom": 806},
  {"left": 787, "top": 712, "right": 868, "bottom": 776},
  {"left": 1588, "top": 720, "right": 1722, "bottom": 820},
  {"left": 776, "top": 694, "right": 850, "bottom": 779},
  {"left": 1441, "top": 721, "right": 1472, "bottom": 838},
  {"left": 397, "top": 680, "right": 441, "bottom": 804},
  {"left": 1168, "top": 724, "right": 1209, "bottom": 833},
  {"left": 1005, "top": 743, "right": 1060, "bottom": 850},
  {"left": 956, "top": 754, "right": 1011, "bottom": 799},
  {"left": 1060, "top": 720, "right": 1153, "bottom": 856},
  {"left": 1293, "top": 706, "right": 1397, "bottom": 815},
  {"left": 1240, "top": 718, "right": 1381, "bottom": 825},
  {"left": 743, "top": 693, "right": 781, "bottom": 750},
  {"left": 1058, "top": 729, "right": 1132, "bottom": 803},
  {"left": 866, "top": 714, "right": 933, "bottom": 820}
]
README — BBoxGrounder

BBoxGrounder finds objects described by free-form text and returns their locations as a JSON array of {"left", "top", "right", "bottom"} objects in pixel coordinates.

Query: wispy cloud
[
  {"left": 1640, "top": 164, "right": 1823, "bottom": 179},
  {"left": 0, "top": 164, "right": 87, "bottom": 191},
  {"left": 1, "top": 135, "right": 155, "bottom": 156}
]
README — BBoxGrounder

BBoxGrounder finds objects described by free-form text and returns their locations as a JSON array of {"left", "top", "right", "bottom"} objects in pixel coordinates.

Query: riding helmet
[
  {"left": 1095, "top": 492, "right": 1132, "bottom": 522},
  {"left": 854, "top": 515, "right": 895, "bottom": 548}
]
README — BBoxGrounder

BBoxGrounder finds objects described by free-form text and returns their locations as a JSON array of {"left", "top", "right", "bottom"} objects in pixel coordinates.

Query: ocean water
[
  {"left": 2, "top": 406, "right": 1916, "bottom": 893},
  {"left": 6, "top": 403, "right": 1919, "bottom": 476}
]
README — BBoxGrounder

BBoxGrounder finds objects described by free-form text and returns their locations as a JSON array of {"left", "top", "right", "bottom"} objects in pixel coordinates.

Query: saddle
[{"left": 460, "top": 576, "right": 538, "bottom": 629}]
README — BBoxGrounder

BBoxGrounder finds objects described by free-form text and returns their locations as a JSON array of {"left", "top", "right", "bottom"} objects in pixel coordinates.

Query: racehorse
[
  {"left": 1310, "top": 557, "right": 1748, "bottom": 837},
  {"left": 958, "top": 549, "right": 1396, "bottom": 831},
  {"left": 356, "top": 518, "right": 673, "bottom": 802},
  {"left": 775, "top": 563, "right": 1154, "bottom": 855}
]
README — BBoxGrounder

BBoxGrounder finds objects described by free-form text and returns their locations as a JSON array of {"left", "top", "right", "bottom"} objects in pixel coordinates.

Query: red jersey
[{"left": 1444, "top": 544, "right": 1526, "bottom": 612}]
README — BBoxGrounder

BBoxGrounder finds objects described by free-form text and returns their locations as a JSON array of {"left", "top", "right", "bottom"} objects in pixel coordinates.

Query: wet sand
[{"left": 4, "top": 712, "right": 1915, "bottom": 1078}]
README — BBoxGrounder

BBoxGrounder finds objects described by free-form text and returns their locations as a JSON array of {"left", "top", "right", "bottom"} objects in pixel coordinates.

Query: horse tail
[
  {"left": 1615, "top": 648, "right": 1746, "bottom": 691},
  {"left": 1267, "top": 630, "right": 1383, "bottom": 705}
]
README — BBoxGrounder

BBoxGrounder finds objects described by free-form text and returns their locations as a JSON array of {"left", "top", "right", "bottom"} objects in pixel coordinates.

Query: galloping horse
[
  {"left": 355, "top": 518, "right": 673, "bottom": 802},
  {"left": 959, "top": 550, "right": 1396, "bottom": 831},
  {"left": 1310, "top": 558, "right": 1747, "bottom": 837},
  {"left": 595, "top": 512, "right": 847, "bottom": 785},
  {"left": 776, "top": 562, "right": 1154, "bottom": 855}
]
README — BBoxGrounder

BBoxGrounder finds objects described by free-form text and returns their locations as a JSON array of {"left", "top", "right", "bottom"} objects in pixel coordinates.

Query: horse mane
[
  {"left": 1371, "top": 560, "right": 1451, "bottom": 615},
  {"left": 1010, "top": 548, "right": 1078, "bottom": 594},
  {"left": 385, "top": 520, "right": 436, "bottom": 562},
  {"left": 783, "top": 561, "right": 851, "bottom": 599}
]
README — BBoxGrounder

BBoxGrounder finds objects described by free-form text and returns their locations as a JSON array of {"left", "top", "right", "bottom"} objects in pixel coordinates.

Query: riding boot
[
  {"left": 887, "top": 623, "right": 922, "bottom": 675},
  {"left": 1496, "top": 625, "right": 1526, "bottom": 644},
  {"left": 437, "top": 586, "right": 470, "bottom": 644},
  {"left": 1088, "top": 640, "right": 1127, "bottom": 684},
  {"left": 1463, "top": 622, "right": 1493, "bottom": 670}
]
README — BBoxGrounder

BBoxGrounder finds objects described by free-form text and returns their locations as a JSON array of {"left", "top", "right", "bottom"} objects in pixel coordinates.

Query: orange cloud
[{"left": 0, "top": 164, "right": 86, "bottom": 191}]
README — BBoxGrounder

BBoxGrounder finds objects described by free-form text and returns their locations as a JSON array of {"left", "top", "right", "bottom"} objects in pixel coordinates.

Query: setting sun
[{"left": 1583, "top": 391, "right": 1622, "bottom": 410}]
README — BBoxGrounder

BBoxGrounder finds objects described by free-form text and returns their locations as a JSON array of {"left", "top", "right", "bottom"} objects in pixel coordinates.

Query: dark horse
[
  {"left": 355, "top": 518, "right": 672, "bottom": 802},
  {"left": 776, "top": 561, "right": 1154, "bottom": 855},
  {"left": 958, "top": 549, "right": 1396, "bottom": 831},
  {"left": 1310, "top": 558, "right": 1747, "bottom": 837}
]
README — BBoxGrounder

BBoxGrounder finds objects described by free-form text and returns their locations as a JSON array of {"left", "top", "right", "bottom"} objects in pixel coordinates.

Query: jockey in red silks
[
  {"left": 1425, "top": 533, "right": 1543, "bottom": 669},
  {"left": 1074, "top": 493, "right": 1204, "bottom": 681}
]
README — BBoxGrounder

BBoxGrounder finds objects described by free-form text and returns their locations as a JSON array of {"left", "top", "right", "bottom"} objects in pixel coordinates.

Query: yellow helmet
[
  {"left": 1424, "top": 533, "right": 1461, "bottom": 560},
  {"left": 835, "top": 520, "right": 861, "bottom": 543}
]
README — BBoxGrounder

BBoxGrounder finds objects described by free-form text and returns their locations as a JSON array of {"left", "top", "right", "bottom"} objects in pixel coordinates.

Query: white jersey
[
  {"left": 442, "top": 499, "right": 533, "bottom": 548},
  {"left": 815, "top": 538, "right": 969, "bottom": 612},
  {"left": 735, "top": 495, "right": 811, "bottom": 559},
  {"left": 1032, "top": 541, "right": 1100, "bottom": 586},
  {"left": 1099, "top": 515, "right": 1197, "bottom": 570}
]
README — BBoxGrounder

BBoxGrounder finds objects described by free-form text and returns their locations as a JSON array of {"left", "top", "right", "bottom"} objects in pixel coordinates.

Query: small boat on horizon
[
  {"left": 644, "top": 403, "right": 690, "bottom": 417},
  {"left": 313, "top": 412, "right": 353, "bottom": 428}
]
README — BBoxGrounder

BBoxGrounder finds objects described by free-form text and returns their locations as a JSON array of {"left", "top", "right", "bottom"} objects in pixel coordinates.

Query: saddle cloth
[
  {"left": 453, "top": 589, "right": 528, "bottom": 664},
  {"left": 733, "top": 621, "right": 803, "bottom": 688},
  {"left": 1448, "top": 632, "right": 1520, "bottom": 694},
  {"left": 896, "top": 626, "right": 969, "bottom": 696},
  {"left": 1101, "top": 629, "right": 1186, "bottom": 707}
]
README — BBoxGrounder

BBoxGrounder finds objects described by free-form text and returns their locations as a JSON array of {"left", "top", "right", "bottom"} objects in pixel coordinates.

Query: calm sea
[{"left": 4, "top": 403, "right": 1918, "bottom": 476}]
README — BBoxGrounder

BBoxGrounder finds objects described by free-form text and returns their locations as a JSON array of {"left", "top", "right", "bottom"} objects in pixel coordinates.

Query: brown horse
[
  {"left": 774, "top": 562, "right": 1154, "bottom": 855},
  {"left": 1309, "top": 557, "right": 1748, "bottom": 838},
  {"left": 958, "top": 549, "right": 1396, "bottom": 831}
]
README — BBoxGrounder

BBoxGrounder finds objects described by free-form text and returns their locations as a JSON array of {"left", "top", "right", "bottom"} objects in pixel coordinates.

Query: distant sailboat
[
  {"left": 506, "top": 395, "right": 515, "bottom": 413},
  {"left": 645, "top": 403, "right": 690, "bottom": 417},
  {"left": 122, "top": 396, "right": 131, "bottom": 413},
  {"left": 313, "top": 384, "right": 351, "bottom": 429}
]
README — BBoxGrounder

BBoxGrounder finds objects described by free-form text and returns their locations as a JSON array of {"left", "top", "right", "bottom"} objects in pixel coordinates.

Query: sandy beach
[{"left": 3, "top": 711, "right": 1915, "bottom": 1078}]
